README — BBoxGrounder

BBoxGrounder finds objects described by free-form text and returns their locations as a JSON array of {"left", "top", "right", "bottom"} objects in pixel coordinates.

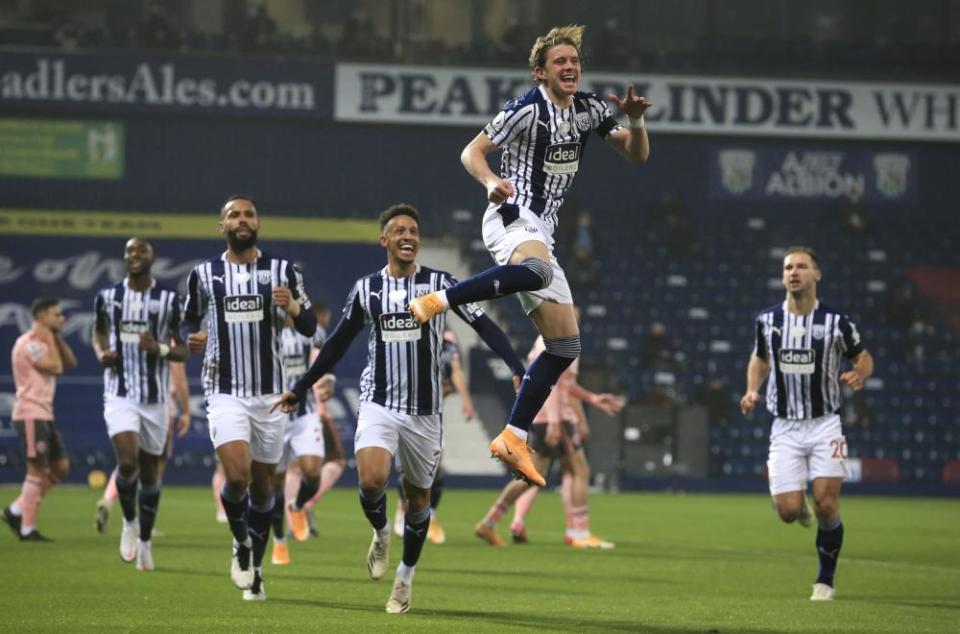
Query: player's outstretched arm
[
  {"left": 463, "top": 313, "right": 526, "bottom": 383},
  {"left": 607, "top": 85, "right": 651, "bottom": 163},
  {"left": 740, "top": 353, "right": 770, "bottom": 415},
  {"left": 840, "top": 349, "right": 874, "bottom": 391}
]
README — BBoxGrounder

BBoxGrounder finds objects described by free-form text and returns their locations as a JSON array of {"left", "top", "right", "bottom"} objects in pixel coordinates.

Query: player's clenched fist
[
  {"left": 187, "top": 331, "right": 207, "bottom": 354},
  {"left": 740, "top": 390, "right": 761, "bottom": 415}
]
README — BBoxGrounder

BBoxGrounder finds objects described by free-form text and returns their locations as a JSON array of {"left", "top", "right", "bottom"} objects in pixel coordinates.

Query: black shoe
[
  {"left": 2, "top": 506, "right": 22, "bottom": 538},
  {"left": 20, "top": 529, "right": 53, "bottom": 542}
]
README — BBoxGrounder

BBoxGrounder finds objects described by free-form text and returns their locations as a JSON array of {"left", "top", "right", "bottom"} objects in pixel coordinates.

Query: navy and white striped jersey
[
  {"left": 182, "top": 250, "right": 313, "bottom": 398},
  {"left": 280, "top": 325, "right": 326, "bottom": 418},
  {"left": 341, "top": 265, "right": 483, "bottom": 416},
  {"left": 483, "top": 85, "right": 622, "bottom": 223},
  {"left": 754, "top": 301, "right": 865, "bottom": 420},
  {"left": 94, "top": 279, "right": 182, "bottom": 404}
]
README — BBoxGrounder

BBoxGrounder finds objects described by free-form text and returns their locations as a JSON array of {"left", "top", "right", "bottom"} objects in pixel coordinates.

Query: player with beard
[
  {"left": 408, "top": 24, "right": 651, "bottom": 487},
  {"left": 273, "top": 203, "right": 525, "bottom": 614},
  {"left": 92, "top": 238, "right": 189, "bottom": 569},
  {"left": 181, "top": 195, "right": 316, "bottom": 601}
]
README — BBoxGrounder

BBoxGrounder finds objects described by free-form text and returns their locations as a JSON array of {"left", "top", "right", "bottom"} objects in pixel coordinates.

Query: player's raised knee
[
  {"left": 519, "top": 257, "right": 553, "bottom": 290},
  {"left": 544, "top": 333, "right": 580, "bottom": 359}
]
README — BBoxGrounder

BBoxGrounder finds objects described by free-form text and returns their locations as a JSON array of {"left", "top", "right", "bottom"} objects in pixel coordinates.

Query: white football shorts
[
  {"left": 104, "top": 394, "right": 169, "bottom": 457},
  {"left": 482, "top": 202, "right": 573, "bottom": 314},
  {"left": 354, "top": 401, "right": 442, "bottom": 490},
  {"left": 767, "top": 413, "right": 849, "bottom": 495},
  {"left": 206, "top": 393, "right": 286, "bottom": 464},
  {"left": 280, "top": 411, "right": 325, "bottom": 468}
]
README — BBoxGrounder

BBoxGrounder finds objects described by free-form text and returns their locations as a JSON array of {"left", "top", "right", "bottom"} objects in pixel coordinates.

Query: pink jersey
[
  {"left": 529, "top": 336, "right": 580, "bottom": 425},
  {"left": 11, "top": 331, "right": 57, "bottom": 421}
]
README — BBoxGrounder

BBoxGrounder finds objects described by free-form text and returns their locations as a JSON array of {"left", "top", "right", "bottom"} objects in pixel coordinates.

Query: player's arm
[
  {"left": 277, "top": 264, "right": 317, "bottom": 337},
  {"left": 30, "top": 337, "right": 63, "bottom": 375},
  {"left": 461, "top": 313, "right": 525, "bottom": 390},
  {"left": 51, "top": 328, "right": 77, "bottom": 371},
  {"left": 272, "top": 289, "right": 365, "bottom": 412},
  {"left": 461, "top": 132, "right": 515, "bottom": 204},
  {"left": 567, "top": 380, "right": 625, "bottom": 416},
  {"left": 740, "top": 353, "right": 771, "bottom": 415},
  {"left": 92, "top": 294, "right": 118, "bottom": 368},
  {"left": 449, "top": 352, "right": 475, "bottom": 421},
  {"left": 606, "top": 85, "right": 651, "bottom": 163},
  {"left": 180, "top": 269, "right": 208, "bottom": 354},
  {"left": 840, "top": 349, "right": 874, "bottom": 391},
  {"left": 169, "top": 361, "right": 191, "bottom": 437}
]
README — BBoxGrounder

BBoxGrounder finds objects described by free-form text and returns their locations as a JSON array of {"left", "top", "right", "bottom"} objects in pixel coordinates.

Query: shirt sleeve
[
  {"left": 754, "top": 316, "right": 768, "bottom": 359},
  {"left": 167, "top": 291, "right": 183, "bottom": 339},
  {"left": 24, "top": 338, "right": 49, "bottom": 365},
  {"left": 94, "top": 291, "right": 109, "bottom": 334},
  {"left": 837, "top": 314, "right": 865, "bottom": 359},
  {"left": 483, "top": 99, "right": 533, "bottom": 148},
  {"left": 286, "top": 262, "right": 312, "bottom": 311},
  {"left": 586, "top": 93, "right": 622, "bottom": 139},
  {"left": 444, "top": 274, "right": 485, "bottom": 324}
]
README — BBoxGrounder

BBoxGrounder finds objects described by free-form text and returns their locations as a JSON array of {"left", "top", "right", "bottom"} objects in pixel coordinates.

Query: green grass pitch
[{"left": 2, "top": 484, "right": 958, "bottom": 632}]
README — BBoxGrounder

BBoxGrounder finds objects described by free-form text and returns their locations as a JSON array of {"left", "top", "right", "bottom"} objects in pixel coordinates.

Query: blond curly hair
[{"left": 528, "top": 24, "right": 585, "bottom": 83}]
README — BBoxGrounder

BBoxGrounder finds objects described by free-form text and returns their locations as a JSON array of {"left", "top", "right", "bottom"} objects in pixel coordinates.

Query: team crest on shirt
[
  {"left": 575, "top": 112, "right": 591, "bottom": 131},
  {"left": 257, "top": 271, "right": 273, "bottom": 286},
  {"left": 148, "top": 299, "right": 161, "bottom": 313},
  {"left": 812, "top": 325, "right": 826, "bottom": 340}
]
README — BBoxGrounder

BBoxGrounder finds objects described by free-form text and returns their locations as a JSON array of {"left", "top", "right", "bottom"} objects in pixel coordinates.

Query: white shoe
[
  {"left": 215, "top": 509, "right": 228, "bottom": 524},
  {"left": 810, "top": 582, "right": 836, "bottom": 601},
  {"left": 393, "top": 508, "right": 405, "bottom": 538},
  {"left": 367, "top": 532, "right": 390, "bottom": 580},
  {"left": 242, "top": 570, "right": 266, "bottom": 601},
  {"left": 231, "top": 539, "right": 255, "bottom": 589},
  {"left": 119, "top": 519, "right": 138, "bottom": 562},
  {"left": 798, "top": 493, "right": 814, "bottom": 528},
  {"left": 386, "top": 578, "right": 411, "bottom": 614},
  {"left": 136, "top": 540, "right": 155, "bottom": 571}
]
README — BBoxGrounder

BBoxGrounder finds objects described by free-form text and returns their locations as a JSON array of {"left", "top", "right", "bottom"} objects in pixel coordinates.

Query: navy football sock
[
  {"left": 430, "top": 471, "right": 444, "bottom": 511},
  {"left": 293, "top": 477, "right": 320, "bottom": 511},
  {"left": 271, "top": 489, "right": 285, "bottom": 540},
  {"left": 815, "top": 517, "right": 844, "bottom": 586},
  {"left": 220, "top": 486, "right": 250, "bottom": 544},
  {"left": 506, "top": 348, "right": 577, "bottom": 433},
  {"left": 137, "top": 483, "right": 161, "bottom": 542},
  {"left": 248, "top": 497, "right": 274, "bottom": 568},
  {"left": 116, "top": 471, "right": 139, "bottom": 523},
  {"left": 359, "top": 488, "right": 388, "bottom": 532},
  {"left": 402, "top": 506, "right": 431, "bottom": 568},
  {"left": 444, "top": 261, "right": 549, "bottom": 306}
]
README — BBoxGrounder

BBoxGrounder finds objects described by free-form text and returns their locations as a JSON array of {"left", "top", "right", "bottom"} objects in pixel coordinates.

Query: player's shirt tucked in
[
  {"left": 280, "top": 325, "right": 326, "bottom": 418},
  {"left": 484, "top": 85, "right": 622, "bottom": 224},
  {"left": 94, "top": 279, "right": 182, "bottom": 404},
  {"left": 754, "top": 301, "right": 865, "bottom": 420},
  {"left": 182, "top": 250, "right": 312, "bottom": 398},
  {"left": 340, "top": 265, "right": 484, "bottom": 416},
  {"left": 11, "top": 332, "right": 57, "bottom": 421}
]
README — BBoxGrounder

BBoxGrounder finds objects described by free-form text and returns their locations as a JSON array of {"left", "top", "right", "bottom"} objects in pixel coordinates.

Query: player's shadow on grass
[
  {"left": 425, "top": 565, "right": 671, "bottom": 588},
  {"left": 153, "top": 567, "right": 373, "bottom": 587},
  {"left": 269, "top": 597, "right": 744, "bottom": 633}
]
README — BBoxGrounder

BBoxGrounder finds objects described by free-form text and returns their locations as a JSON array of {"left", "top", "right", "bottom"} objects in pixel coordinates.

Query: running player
[
  {"left": 408, "top": 24, "right": 651, "bottom": 486},
  {"left": 740, "top": 246, "right": 874, "bottom": 601},
  {"left": 269, "top": 317, "right": 326, "bottom": 565},
  {"left": 92, "top": 238, "right": 188, "bottom": 569},
  {"left": 181, "top": 195, "right": 316, "bottom": 601},
  {"left": 273, "top": 203, "right": 525, "bottom": 614},
  {"left": 2, "top": 297, "right": 77, "bottom": 541},
  {"left": 475, "top": 334, "right": 624, "bottom": 548}
]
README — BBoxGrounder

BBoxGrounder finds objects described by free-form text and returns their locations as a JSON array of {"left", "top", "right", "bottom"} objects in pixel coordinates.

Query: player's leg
[
  {"left": 808, "top": 415, "right": 848, "bottom": 600},
  {"left": 510, "top": 486, "right": 538, "bottom": 543},
  {"left": 242, "top": 395, "right": 286, "bottom": 601},
  {"left": 269, "top": 468, "right": 289, "bottom": 565},
  {"left": 283, "top": 460, "right": 301, "bottom": 528},
  {"left": 288, "top": 454, "right": 321, "bottom": 541},
  {"left": 217, "top": 440, "right": 255, "bottom": 588},
  {"left": 5, "top": 420, "right": 50, "bottom": 541},
  {"left": 111, "top": 430, "right": 141, "bottom": 561},
  {"left": 212, "top": 461, "right": 227, "bottom": 523},
  {"left": 95, "top": 466, "right": 119, "bottom": 534},
  {"left": 509, "top": 424, "right": 555, "bottom": 542},
  {"left": 427, "top": 464, "right": 445, "bottom": 544},
  {"left": 392, "top": 477, "right": 406, "bottom": 538},
  {"left": 563, "top": 441, "right": 613, "bottom": 549},
  {"left": 476, "top": 453, "right": 549, "bottom": 546},
  {"left": 134, "top": 404, "right": 171, "bottom": 570},
  {"left": 306, "top": 418, "right": 347, "bottom": 535},
  {"left": 355, "top": 403, "right": 400, "bottom": 580},
  {"left": 767, "top": 419, "right": 809, "bottom": 523}
]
